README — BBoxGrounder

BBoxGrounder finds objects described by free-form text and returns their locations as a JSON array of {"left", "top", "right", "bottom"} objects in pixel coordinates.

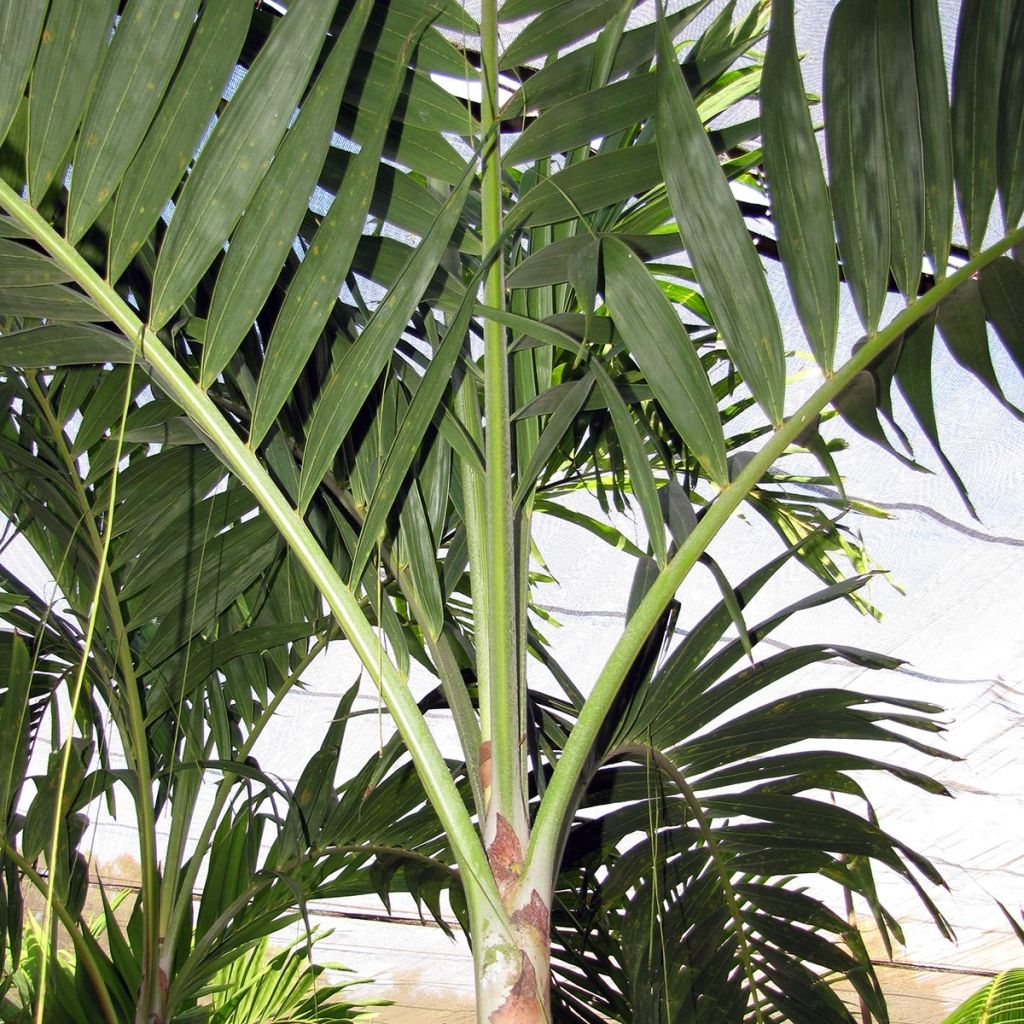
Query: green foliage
[
  {"left": 0, "top": 912, "right": 379, "bottom": 1024},
  {"left": 941, "top": 968, "right": 1024, "bottom": 1024},
  {"left": 0, "top": 1, "right": 1021, "bottom": 1022}
]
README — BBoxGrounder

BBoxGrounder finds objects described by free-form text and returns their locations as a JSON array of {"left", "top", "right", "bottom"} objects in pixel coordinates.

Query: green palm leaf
[
  {"left": 296, "top": 171, "right": 472, "bottom": 510},
  {"left": 762, "top": 0, "right": 839, "bottom": 371},
  {"left": 149, "top": 0, "right": 336, "bottom": 328},
  {"left": 878, "top": 0, "right": 926, "bottom": 300},
  {"left": 26, "top": 0, "right": 119, "bottom": 204},
  {"left": 655, "top": 8, "right": 785, "bottom": 424},
  {"left": 67, "top": 0, "right": 202, "bottom": 244},
  {"left": 0, "top": 0, "right": 48, "bottom": 145},
  {"left": 248, "top": 2, "right": 407, "bottom": 443},
  {"left": 912, "top": 0, "right": 955, "bottom": 280},
  {"left": 943, "top": 969, "right": 1024, "bottom": 1024},
  {"left": 603, "top": 237, "right": 728, "bottom": 485},
  {"left": 824, "top": 0, "right": 890, "bottom": 332},
  {"left": 951, "top": 0, "right": 1013, "bottom": 254},
  {"left": 108, "top": 0, "right": 251, "bottom": 280}
]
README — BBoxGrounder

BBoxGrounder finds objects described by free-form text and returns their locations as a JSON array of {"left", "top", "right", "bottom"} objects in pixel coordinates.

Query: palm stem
[
  {"left": 479, "top": 0, "right": 525, "bottom": 842},
  {"left": 454, "top": 374, "right": 491, "bottom": 770}
]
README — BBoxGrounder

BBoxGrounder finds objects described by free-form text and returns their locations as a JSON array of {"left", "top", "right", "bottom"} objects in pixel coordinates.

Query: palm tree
[{"left": 0, "top": 0, "right": 1021, "bottom": 1021}]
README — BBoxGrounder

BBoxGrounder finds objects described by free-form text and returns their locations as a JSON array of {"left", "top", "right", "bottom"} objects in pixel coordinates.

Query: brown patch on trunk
[
  {"left": 479, "top": 740, "right": 492, "bottom": 791},
  {"left": 488, "top": 952, "right": 539, "bottom": 1024},
  {"left": 486, "top": 813, "right": 523, "bottom": 899},
  {"left": 511, "top": 889, "right": 550, "bottom": 946}
]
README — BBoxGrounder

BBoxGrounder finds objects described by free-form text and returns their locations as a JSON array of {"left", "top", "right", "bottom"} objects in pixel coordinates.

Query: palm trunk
[
  {"left": 471, "top": 4, "right": 550, "bottom": 1019},
  {"left": 470, "top": 877, "right": 552, "bottom": 1023}
]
